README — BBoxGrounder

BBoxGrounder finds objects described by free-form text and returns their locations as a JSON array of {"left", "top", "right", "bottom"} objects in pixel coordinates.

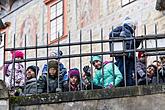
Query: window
[
  {"left": 45, "top": 0, "right": 67, "bottom": 44},
  {"left": 121, "top": 0, "right": 136, "bottom": 7}
]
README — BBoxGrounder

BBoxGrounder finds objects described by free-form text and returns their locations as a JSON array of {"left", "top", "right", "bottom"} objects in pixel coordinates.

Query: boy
[
  {"left": 38, "top": 60, "right": 62, "bottom": 93},
  {"left": 23, "top": 65, "right": 39, "bottom": 95}
]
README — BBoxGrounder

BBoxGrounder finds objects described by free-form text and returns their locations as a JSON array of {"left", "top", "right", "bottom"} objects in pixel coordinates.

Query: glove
[
  {"left": 56, "top": 88, "right": 62, "bottom": 92},
  {"left": 83, "top": 65, "right": 91, "bottom": 76},
  {"left": 109, "top": 83, "right": 113, "bottom": 88},
  {"left": 107, "top": 83, "right": 113, "bottom": 89}
]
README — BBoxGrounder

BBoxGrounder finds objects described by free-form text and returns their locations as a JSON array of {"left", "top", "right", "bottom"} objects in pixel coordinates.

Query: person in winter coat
[
  {"left": 82, "top": 65, "right": 102, "bottom": 90},
  {"left": 90, "top": 55, "right": 123, "bottom": 88},
  {"left": 109, "top": 17, "right": 141, "bottom": 86},
  {"left": 38, "top": 60, "right": 62, "bottom": 93},
  {"left": 63, "top": 68, "right": 80, "bottom": 91},
  {"left": 136, "top": 52, "right": 147, "bottom": 85},
  {"left": 23, "top": 65, "right": 40, "bottom": 95},
  {"left": 138, "top": 64, "right": 157, "bottom": 84},
  {"left": 159, "top": 56, "right": 165, "bottom": 83},
  {"left": 5, "top": 50, "right": 25, "bottom": 90},
  {"left": 42, "top": 49, "right": 68, "bottom": 91},
  {"left": 153, "top": 56, "right": 165, "bottom": 83}
]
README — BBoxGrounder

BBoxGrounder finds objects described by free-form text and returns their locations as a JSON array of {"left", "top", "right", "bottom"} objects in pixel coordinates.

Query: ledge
[
  {"left": 0, "top": 80, "right": 9, "bottom": 99},
  {"left": 10, "top": 84, "right": 165, "bottom": 106}
]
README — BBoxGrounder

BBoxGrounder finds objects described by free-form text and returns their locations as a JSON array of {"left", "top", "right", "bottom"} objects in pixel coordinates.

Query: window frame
[
  {"left": 121, "top": 0, "right": 137, "bottom": 7},
  {"left": 45, "top": 0, "right": 67, "bottom": 44}
]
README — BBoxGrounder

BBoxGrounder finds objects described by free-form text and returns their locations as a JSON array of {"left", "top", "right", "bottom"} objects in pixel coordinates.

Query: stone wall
[
  {"left": 0, "top": 80, "right": 9, "bottom": 110},
  {"left": 10, "top": 84, "right": 165, "bottom": 110}
]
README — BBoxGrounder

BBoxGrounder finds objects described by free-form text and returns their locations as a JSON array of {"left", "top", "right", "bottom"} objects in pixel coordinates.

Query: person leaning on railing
[
  {"left": 42, "top": 49, "right": 68, "bottom": 92},
  {"left": 82, "top": 65, "right": 102, "bottom": 90},
  {"left": 38, "top": 60, "right": 63, "bottom": 93},
  {"left": 21, "top": 65, "right": 40, "bottom": 96},
  {"left": 90, "top": 55, "right": 123, "bottom": 88},
  {"left": 109, "top": 17, "right": 142, "bottom": 86},
  {"left": 63, "top": 68, "right": 81, "bottom": 91},
  {"left": 5, "top": 50, "right": 25, "bottom": 96},
  {"left": 136, "top": 52, "right": 147, "bottom": 85}
]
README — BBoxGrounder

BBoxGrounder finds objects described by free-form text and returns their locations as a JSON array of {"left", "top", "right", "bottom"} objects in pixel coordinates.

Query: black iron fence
[{"left": 3, "top": 25, "right": 165, "bottom": 96}]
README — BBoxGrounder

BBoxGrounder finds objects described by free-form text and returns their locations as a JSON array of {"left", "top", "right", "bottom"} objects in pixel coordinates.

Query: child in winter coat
[
  {"left": 109, "top": 17, "right": 141, "bottom": 86},
  {"left": 63, "top": 68, "right": 80, "bottom": 91},
  {"left": 23, "top": 65, "right": 39, "bottom": 95},
  {"left": 42, "top": 49, "right": 68, "bottom": 91},
  {"left": 38, "top": 60, "right": 62, "bottom": 93},
  {"left": 82, "top": 65, "right": 102, "bottom": 90},
  {"left": 5, "top": 50, "right": 25, "bottom": 91},
  {"left": 136, "top": 52, "right": 147, "bottom": 85},
  {"left": 91, "top": 55, "right": 123, "bottom": 88}
]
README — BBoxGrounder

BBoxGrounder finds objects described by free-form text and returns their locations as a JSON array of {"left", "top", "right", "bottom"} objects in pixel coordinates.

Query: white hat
[
  {"left": 122, "top": 17, "right": 135, "bottom": 30},
  {"left": 50, "top": 49, "right": 63, "bottom": 59}
]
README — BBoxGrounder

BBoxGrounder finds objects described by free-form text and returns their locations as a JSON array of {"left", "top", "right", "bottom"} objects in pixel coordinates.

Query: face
[
  {"left": 147, "top": 66, "right": 155, "bottom": 78},
  {"left": 49, "top": 68, "right": 57, "bottom": 76},
  {"left": 139, "top": 54, "right": 146, "bottom": 61},
  {"left": 93, "top": 60, "right": 102, "bottom": 69},
  {"left": 153, "top": 61, "right": 161, "bottom": 70},
  {"left": 70, "top": 76, "right": 79, "bottom": 85},
  {"left": 26, "top": 69, "right": 36, "bottom": 79}
]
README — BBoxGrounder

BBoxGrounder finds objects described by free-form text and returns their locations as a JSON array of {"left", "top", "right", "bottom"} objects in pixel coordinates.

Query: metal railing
[{"left": 3, "top": 25, "right": 165, "bottom": 96}]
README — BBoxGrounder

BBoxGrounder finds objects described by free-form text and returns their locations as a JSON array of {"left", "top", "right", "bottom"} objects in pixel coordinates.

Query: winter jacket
[
  {"left": 42, "top": 63, "right": 68, "bottom": 81},
  {"left": 38, "top": 75, "right": 62, "bottom": 93},
  {"left": 23, "top": 78, "right": 38, "bottom": 95},
  {"left": 93, "top": 61, "right": 123, "bottom": 88},
  {"left": 5, "top": 63, "right": 25, "bottom": 88},
  {"left": 109, "top": 24, "right": 141, "bottom": 58},
  {"left": 158, "top": 64, "right": 165, "bottom": 83},
  {"left": 136, "top": 60, "right": 146, "bottom": 85}
]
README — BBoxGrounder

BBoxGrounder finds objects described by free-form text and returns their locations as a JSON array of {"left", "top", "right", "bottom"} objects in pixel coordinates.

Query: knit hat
[
  {"left": 48, "top": 60, "right": 59, "bottom": 70},
  {"left": 26, "top": 65, "right": 39, "bottom": 76},
  {"left": 122, "top": 17, "right": 135, "bottom": 30},
  {"left": 50, "top": 49, "right": 63, "bottom": 59},
  {"left": 68, "top": 68, "right": 80, "bottom": 79},
  {"left": 11, "top": 50, "right": 24, "bottom": 59},
  {"left": 90, "top": 55, "right": 102, "bottom": 64},
  {"left": 138, "top": 52, "right": 145, "bottom": 59}
]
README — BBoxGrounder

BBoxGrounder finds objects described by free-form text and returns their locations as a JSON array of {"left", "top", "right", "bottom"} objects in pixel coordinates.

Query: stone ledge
[
  {"left": 10, "top": 84, "right": 165, "bottom": 106},
  {"left": 0, "top": 80, "right": 8, "bottom": 99}
]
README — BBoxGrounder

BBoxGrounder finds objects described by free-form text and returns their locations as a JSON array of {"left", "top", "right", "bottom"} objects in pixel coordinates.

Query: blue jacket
[
  {"left": 42, "top": 62, "right": 68, "bottom": 81},
  {"left": 109, "top": 24, "right": 141, "bottom": 58}
]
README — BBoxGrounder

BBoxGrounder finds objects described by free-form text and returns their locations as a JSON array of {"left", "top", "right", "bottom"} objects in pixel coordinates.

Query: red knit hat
[
  {"left": 11, "top": 50, "right": 24, "bottom": 59},
  {"left": 138, "top": 52, "right": 145, "bottom": 59}
]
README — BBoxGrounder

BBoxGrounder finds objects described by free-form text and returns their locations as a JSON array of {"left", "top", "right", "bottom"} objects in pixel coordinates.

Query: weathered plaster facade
[{"left": 0, "top": 0, "right": 165, "bottom": 71}]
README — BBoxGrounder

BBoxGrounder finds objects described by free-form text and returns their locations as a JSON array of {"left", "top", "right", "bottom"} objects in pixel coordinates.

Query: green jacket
[{"left": 93, "top": 62, "right": 123, "bottom": 88}]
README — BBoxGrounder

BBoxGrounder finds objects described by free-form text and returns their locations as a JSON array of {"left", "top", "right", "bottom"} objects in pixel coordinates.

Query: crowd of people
[{"left": 4, "top": 17, "right": 165, "bottom": 96}]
